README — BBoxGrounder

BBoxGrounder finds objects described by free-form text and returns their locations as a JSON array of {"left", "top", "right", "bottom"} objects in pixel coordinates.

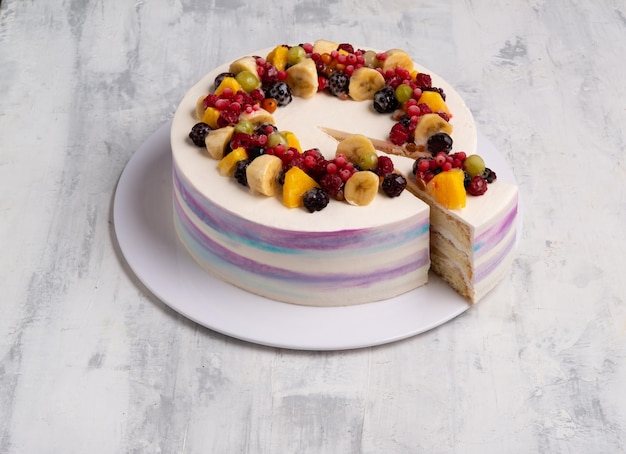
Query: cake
[{"left": 170, "top": 40, "right": 518, "bottom": 306}]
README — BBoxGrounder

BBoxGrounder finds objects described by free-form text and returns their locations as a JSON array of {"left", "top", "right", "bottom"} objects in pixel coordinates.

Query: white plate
[{"left": 113, "top": 122, "right": 520, "bottom": 351}]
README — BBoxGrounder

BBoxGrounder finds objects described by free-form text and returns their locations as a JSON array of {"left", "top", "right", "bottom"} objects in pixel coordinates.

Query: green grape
[
  {"left": 235, "top": 70, "right": 260, "bottom": 93},
  {"left": 463, "top": 154, "right": 486, "bottom": 177},
  {"left": 363, "top": 50, "right": 378, "bottom": 68},
  {"left": 357, "top": 151, "right": 379, "bottom": 171},
  {"left": 267, "top": 132, "right": 288, "bottom": 148},
  {"left": 287, "top": 46, "right": 306, "bottom": 66},
  {"left": 395, "top": 84, "right": 413, "bottom": 104},
  {"left": 234, "top": 120, "right": 254, "bottom": 135}
]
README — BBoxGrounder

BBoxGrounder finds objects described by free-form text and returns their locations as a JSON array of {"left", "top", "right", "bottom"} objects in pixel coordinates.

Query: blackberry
[
  {"left": 234, "top": 159, "right": 251, "bottom": 187},
  {"left": 247, "top": 146, "right": 265, "bottom": 160},
  {"left": 327, "top": 71, "right": 350, "bottom": 98},
  {"left": 381, "top": 173, "right": 407, "bottom": 198},
  {"left": 482, "top": 167, "right": 497, "bottom": 184},
  {"left": 373, "top": 86, "right": 399, "bottom": 113},
  {"left": 463, "top": 171, "right": 472, "bottom": 189},
  {"left": 302, "top": 187, "right": 330, "bottom": 213},
  {"left": 398, "top": 114, "right": 411, "bottom": 128},
  {"left": 427, "top": 132, "right": 453, "bottom": 155},
  {"left": 267, "top": 82, "right": 293, "bottom": 107},
  {"left": 214, "top": 72, "right": 236, "bottom": 89},
  {"left": 189, "top": 122, "right": 212, "bottom": 147}
]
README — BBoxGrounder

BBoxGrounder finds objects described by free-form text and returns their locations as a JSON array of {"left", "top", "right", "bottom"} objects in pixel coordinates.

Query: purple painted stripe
[
  {"left": 474, "top": 199, "right": 518, "bottom": 257},
  {"left": 474, "top": 230, "right": 516, "bottom": 284},
  {"left": 175, "top": 194, "right": 429, "bottom": 287},
  {"left": 173, "top": 163, "right": 428, "bottom": 253}
]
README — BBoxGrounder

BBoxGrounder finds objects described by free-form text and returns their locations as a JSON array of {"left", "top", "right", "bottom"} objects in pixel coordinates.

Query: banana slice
[
  {"left": 382, "top": 49, "right": 415, "bottom": 73},
  {"left": 343, "top": 171, "right": 380, "bottom": 206},
  {"left": 348, "top": 67, "right": 386, "bottom": 101},
  {"left": 229, "top": 56, "right": 258, "bottom": 76},
  {"left": 313, "top": 39, "right": 339, "bottom": 55},
  {"left": 238, "top": 108, "right": 275, "bottom": 127},
  {"left": 246, "top": 154, "right": 283, "bottom": 196},
  {"left": 195, "top": 94, "right": 208, "bottom": 120},
  {"left": 286, "top": 58, "right": 319, "bottom": 98},
  {"left": 413, "top": 113, "right": 453, "bottom": 144},
  {"left": 335, "top": 134, "right": 377, "bottom": 164},
  {"left": 204, "top": 126, "right": 235, "bottom": 160}
]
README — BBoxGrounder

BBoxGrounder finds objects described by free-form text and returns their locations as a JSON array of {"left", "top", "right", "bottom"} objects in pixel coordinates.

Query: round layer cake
[{"left": 170, "top": 42, "right": 478, "bottom": 306}]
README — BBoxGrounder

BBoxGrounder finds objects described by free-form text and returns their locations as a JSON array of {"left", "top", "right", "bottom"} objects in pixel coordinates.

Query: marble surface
[{"left": 1, "top": 0, "right": 625, "bottom": 452}]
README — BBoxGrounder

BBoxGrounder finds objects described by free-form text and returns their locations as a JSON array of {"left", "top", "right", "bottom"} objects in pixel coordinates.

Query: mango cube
[
  {"left": 426, "top": 168, "right": 466, "bottom": 209},
  {"left": 282, "top": 167, "right": 320, "bottom": 208}
]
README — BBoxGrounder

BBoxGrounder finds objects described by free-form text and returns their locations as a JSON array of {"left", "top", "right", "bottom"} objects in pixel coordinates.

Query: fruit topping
[
  {"left": 285, "top": 58, "right": 319, "bottom": 98},
  {"left": 303, "top": 187, "right": 330, "bottom": 212},
  {"left": 246, "top": 154, "right": 283, "bottom": 196},
  {"left": 466, "top": 175, "right": 488, "bottom": 196},
  {"left": 218, "top": 147, "right": 248, "bottom": 177},
  {"left": 327, "top": 71, "right": 351, "bottom": 98},
  {"left": 426, "top": 132, "right": 453, "bottom": 155},
  {"left": 344, "top": 171, "right": 380, "bottom": 206},
  {"left": 463, "top": 154, "right": 486, "bottom": 177},
  {"left": 204, "top": 126, "right": 235, "bottom": 159},
  {"left": 426, "top": 168, "right": 466, "bottom": 209},
  {"left": 283, "top": 167, "right": 320, "bottom": 208},
  {"left": 348, "top": 67, "right": 386, "bottom": 101},
  {"left": 375, "top": 155, "right": 394, "bottom": 176},
  {"left": 266, "top": 81, "right": 293, "bottom": 106},
  {"left": 417, "top": 91, "right": 450, "bottom": 115},
  {"left": 373, "top": 86, "right": 399, "bottom": 113},
  {"left": 189, "top": 122, "right": 212, "bottom": 147},
  {"left": 382, "top": 173, "right": 407, "bottom": 198},
  {"left": 235, "top": 70, "right": 261, "bottom": 93},
  {"left": 234, "top": 159, "right": 251, "bottom": 187}
]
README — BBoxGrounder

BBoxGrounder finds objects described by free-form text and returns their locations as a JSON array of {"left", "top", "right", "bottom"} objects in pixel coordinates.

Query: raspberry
[
  {"left": 373, "top": 86, "right": 399, "bottom": 113},
  {"left": 389, "top": 123, "right": 410, "bottom": 145},
  {"left": 320, "top": 173, "right": 344, "bottom": 197},
  {"left": 467, "top": 175, "right": 488, "bottom": 196},
  {"left": 327, "top": 71, "right": 350, "bottom": 98},
  {"left": 382, "top": 173, "right": 407, "bottom": 197},
  {"left": 337, "top": 43, "right": 354, "bottom": 54},
  {"left": 303, "top": 187, "right": 330, "bottom": 212},
  {"left": 217, "top": 110, "right": 239, "bottom": 128},
  {"left": 376, "top": 155, "right": 394, "bottom": 176},
  {"left": 189, "top": 122, "right": 212, "bottom": 147},
  {"left": 266, "top": 82, "right": 292, "bottom": 107},
  {"left": 414, "top": 73, "right": 432, "bottom": 89}
]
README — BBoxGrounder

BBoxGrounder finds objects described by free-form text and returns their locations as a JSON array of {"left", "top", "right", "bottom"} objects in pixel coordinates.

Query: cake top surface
[{"left": 171, "top": 45, "right": 478, "bottom": 231}]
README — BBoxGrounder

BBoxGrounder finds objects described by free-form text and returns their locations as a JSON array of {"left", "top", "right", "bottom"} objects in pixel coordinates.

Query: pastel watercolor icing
[{"left": 170, "top": 45, "right": 517, "bottom": 306}]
